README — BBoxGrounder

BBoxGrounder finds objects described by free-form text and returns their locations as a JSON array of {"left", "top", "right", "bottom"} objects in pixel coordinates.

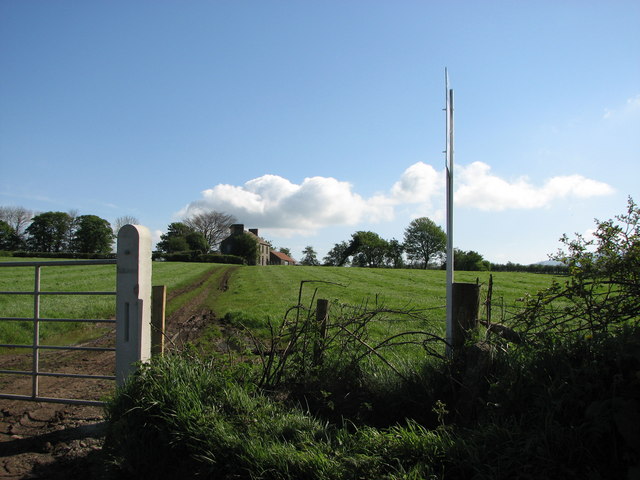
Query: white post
[
  {"left": 445, "top": 71, "right": 455, "bottom": 355},
  {"left": 116, "top": 224, "right": 152, "bottom": 386}
]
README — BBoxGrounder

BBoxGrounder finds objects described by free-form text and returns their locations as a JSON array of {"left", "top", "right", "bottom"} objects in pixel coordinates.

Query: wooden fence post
[
  {"left": 313, "top": 299, "right": 329, "bottom": 366},
  {"left": 451, "top": 282, "right": 480, "bottom": 350},
  {"left": 151, "top": 285, "right": 166, "bottom": 357},
  {"left": 116, "top": 225, "right": 152, "bottom": 386}
]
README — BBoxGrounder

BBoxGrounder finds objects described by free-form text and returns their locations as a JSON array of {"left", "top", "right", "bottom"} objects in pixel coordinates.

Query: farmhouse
[{"left": 220, "top": 224, "right": 296, "bottom": 266}]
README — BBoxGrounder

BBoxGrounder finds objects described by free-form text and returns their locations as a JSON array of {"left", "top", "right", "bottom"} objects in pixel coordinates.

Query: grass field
[
  {"left": 0, "top": 258, "right": 218, "bottom": 347},
  {"left": 0, "top": 259, "right": 562, "bottom": 348},
  {"left": 213, "top": 265, "right": 561, "bottom": 324}
]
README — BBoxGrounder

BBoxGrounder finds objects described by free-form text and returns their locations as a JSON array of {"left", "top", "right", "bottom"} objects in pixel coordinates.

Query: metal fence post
[{"left": 116, "top": 225, "right": 152, "bottom": 386}]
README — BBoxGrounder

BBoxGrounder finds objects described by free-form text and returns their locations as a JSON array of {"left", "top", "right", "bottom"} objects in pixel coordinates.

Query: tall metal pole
[{"left": 445, "top": 70, "right": 455, "bottom": 355}]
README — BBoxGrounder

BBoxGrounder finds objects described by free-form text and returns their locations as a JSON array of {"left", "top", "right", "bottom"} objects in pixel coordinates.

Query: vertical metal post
[
  {"left": 445, "top": 70, "right": 455, "bottom": 355},
  {"left": 32, "top": 266, "right": 41, "bottom": 399},
  {"left": 116, "top": 225, "right": 152, "bottom": 386}
]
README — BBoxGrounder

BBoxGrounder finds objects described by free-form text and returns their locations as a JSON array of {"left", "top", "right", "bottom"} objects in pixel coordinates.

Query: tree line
[
  {"left": 300, "top": 217, "right": 566, "bottom": 273},
  {"left": 0, "top": 206, "right": 129, "bottom": 255},
  {"left": 2, "top": 205, "right": 567, "bottom": 272},
  {"left": 299, "top": 217, "right": 451, "bottom": 269}
]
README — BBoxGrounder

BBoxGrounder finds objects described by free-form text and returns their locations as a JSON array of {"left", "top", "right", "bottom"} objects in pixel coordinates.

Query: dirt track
[{"left": 0, "top": 265, "right": 238, "bottom": 479}]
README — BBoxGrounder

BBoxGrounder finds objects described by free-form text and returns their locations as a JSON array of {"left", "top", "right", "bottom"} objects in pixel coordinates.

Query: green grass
[
  {"left": 0, "top": 258, "right": 218, "bottom": 347},
  {"left": 1, "top": 260, "right": 561, "bottom": 350},
  {"left": 213, "top": 266, "right": 561, "bottom": 332}
]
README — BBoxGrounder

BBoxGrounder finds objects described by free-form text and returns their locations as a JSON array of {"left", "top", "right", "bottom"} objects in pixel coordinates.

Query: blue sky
[{"left": 1, "top": 1, "right": 638, "bottom": 264}]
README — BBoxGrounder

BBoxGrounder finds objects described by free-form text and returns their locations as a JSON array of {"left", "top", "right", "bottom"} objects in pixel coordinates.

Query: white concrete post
[{"left": 116, "top": 225, "right": 152, "bottom": 386}]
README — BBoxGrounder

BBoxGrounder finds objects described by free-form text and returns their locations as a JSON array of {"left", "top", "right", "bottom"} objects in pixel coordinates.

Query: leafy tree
[
  {"left": 300, "top": 246, "right": 320, "bottom": 266},
  {"left": 323, "top": 241, "right": 350, "bottom": 266},
  {"left": 454, "top": 249, "right": 490, "bottom": 271},
  {"left": 0, "top": 220, "right": 22, "bottom": 250},
  {"left": 223, "top": 233, "right": 258, "bottom": 265},
  {"left": 278, "top": 247, "right": 292, "bottom": 257},
  {"left": 513, "top": 196, "right": 640, "bottom": 340},
  {"left": 344, "top": 231, "right": 389, "bottom": 268},
  {"left": 71, "top": 215, "right": 114, "bottom": 254},
  {"left": 184, "top": 210, "right": 237, "bottom": 252},
  {"left": 65, "top": 209, "right": 80, "bottom": 247},
  {"left": 403, "top": 217, "right": 446, "bottom": 269},
  {"left": 26, "top": 211, "right": 72, "bottom": 252},
  {"left": 157, "top": 222, "right": 210, "bottom": 254},
  {"left": 385, "top": 238, "right": 405, "bottom": 268},
  {"left": 186, "top": 231, "right": 209, "bottom": 254}
]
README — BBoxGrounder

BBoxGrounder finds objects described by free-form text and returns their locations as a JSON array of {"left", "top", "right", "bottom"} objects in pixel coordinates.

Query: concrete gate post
[{"left": 115, "top": 225, "right": 152, "bottom": 386}]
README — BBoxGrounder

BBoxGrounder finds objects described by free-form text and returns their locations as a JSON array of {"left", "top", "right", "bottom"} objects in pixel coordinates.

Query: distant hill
[{"left": 533, "top": 260, "right": 564, "bottom": 266}]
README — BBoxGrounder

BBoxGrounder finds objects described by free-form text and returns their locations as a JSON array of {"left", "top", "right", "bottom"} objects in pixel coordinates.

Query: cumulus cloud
[
  {"left": 390, "top": 162, "right": 441, "bottom": 203},
  {"left": 178, "top": 174, "right": 395, "bottom": 236},
  {"left": 177, "top": 161, "right": 614, "bottom": 235},
  {"left": 456, "top": 161, "right": 614, "bottom": 211}
]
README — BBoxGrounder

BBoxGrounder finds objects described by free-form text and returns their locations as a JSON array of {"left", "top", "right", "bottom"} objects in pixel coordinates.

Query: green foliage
[
  {"left": 104, "top": 354, "right": 454, "bottom": 480},
  {"left": 25, "top": 211, "right": 72, "bottom": 252},
  {"left": 300, "top": 245, "right": 320, "bottom": 266},
  {"left": 323, "top": 240, "right": 350, "bottom": 266},
  {"left": 403, "top": 217, "right": 446, "bottom": 269},
  {"left": 0, "top": 220, "right": 23, "bottom": 250},
  {"left": 71, "top": 214, "right": 114, "bottom": 254},
  {"left": 512, "top": 196, "right": 640, "bottom": 341},
  {"left": 155, "top": 251, "right": 245, "bottom": 264},
  {"left": 452, "top": 248, "right": 490, "bottom": 271},
  {"left": 220, "top": 232, "right": 258, "bottom": 265},
  {"left": 157, "top": 222, "right": 209, "bottom": 254},
  {"left": 385, "top": 238, "right": 405, "bottom": 268},
  {"left": 344, "top": 231, "right": 390, "bottom": 267}
]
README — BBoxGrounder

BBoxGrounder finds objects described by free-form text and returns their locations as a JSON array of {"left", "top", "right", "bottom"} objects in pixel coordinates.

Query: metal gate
[{"left": 0, "top": 225, "right": 153, "bottom": 406}]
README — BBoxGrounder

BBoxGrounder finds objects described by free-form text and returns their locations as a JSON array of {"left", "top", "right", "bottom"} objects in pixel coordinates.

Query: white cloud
[
  {"left": 179, "top": 174, "right": 395, "bottom": 236},
  {"left": 390, "top": 162, "right": 441, "bottom": 203},
  {"left": 456, "top": 161, "right": 614, "bottom": 211},
  {"left": 177, "top": 161, "right": 614, "bottom": 236}
]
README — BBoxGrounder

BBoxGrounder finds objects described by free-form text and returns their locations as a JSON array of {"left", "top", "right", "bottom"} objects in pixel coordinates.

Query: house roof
[{"left": 270, "top": 250, "right": 296, "bottom": 264}]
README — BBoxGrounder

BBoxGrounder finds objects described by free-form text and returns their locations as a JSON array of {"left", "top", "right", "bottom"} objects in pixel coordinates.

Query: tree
[
  {"left": 323, "top": 241, "right": 350, "bottom": 266},
  {"left": 65, "top": 209, "right": 80, "bottom": 247},
  {"left": 113, "top": 215, "right": 140, "bottom": 235},
  {"left": 185, "top": 231, "right": 209, "bottom": 254},
  {"left": 403, "top": 217, "right": 446, "bottom": 269},
  {"left": 26, "top": 211, "right": 72, "bottom": 252},
  {"left": 222, "top": 232, "right": 258, "bottom": 265},
  {"left": 300, "top": 246, "right": 320, "bottom": 266},
  {"left": 0, "top": 206, "right": 33, "bottom": 241},
  {"left": 278, "top": 247, "right": 292, "bottom": 257},
  {"left": 157, "top": 222, "right": 209, "bottom": 254},
  {"left": 71, "top": 215, "right": 114, "bottom": 254},
  {"left": 0, "top": 220, "right": 22, "bottom": 250},
  {"left": 453, "top": 249, "right": 490, "bottom": 271},
  {"left": 385, "top": 238, "right": 405, "bottom": 268},
  {"left": 513, "top": 196, "right": 640, "bottom": 340},
  {"left": 344, "top": 231, "right": 389, "bottom": 268},
  {"left": 184, "top": 210, "right": 237, "bottom": 252}
]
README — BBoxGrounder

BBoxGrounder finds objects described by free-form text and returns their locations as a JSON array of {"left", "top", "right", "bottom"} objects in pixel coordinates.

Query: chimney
[
  {"left": 231, "top": 224, "right": 244, "bottom": 236},
  {"left": 249, "top": 228, "right": 259, "bottom": 236}
]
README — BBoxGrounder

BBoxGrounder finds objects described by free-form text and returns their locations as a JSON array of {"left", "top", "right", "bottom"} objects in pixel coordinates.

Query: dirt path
[{"left": 0, "top": 265, "right": 238, "bottom": 479}]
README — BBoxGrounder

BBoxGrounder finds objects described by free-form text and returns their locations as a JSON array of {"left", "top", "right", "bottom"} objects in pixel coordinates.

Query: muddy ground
[{"left": 0, "top": 266, "right": 238, "bottom": 479}]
